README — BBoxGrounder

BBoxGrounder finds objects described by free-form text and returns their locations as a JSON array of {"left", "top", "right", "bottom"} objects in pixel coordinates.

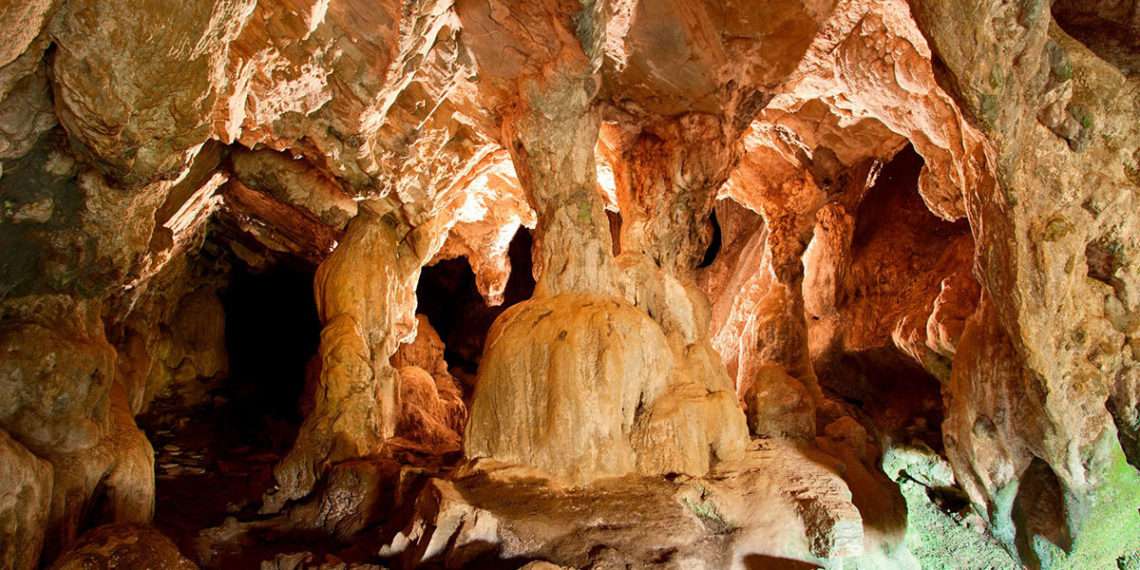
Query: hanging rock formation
[{"left": 460, "top": 0, "right": 748, "bottom": 486}]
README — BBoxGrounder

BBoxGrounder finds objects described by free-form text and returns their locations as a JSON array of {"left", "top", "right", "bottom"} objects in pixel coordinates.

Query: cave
[
  {"left": 811, "top": 144, "right": 965, "bottom": 451},
  {"left": 2, "top": 2, "right": 1138, "bottom": 570},
  {"left": 218, "top": 257, "right": 319, "bottom": 443},
  {"left": 135, "top": 250, "right": 323, "bottom": 561},
  {"left": 1051, "top": 0, "right": 1139, "bottom": 77},
  {"left": 416, "top": 227, "right": 536, "bottom": 380}
]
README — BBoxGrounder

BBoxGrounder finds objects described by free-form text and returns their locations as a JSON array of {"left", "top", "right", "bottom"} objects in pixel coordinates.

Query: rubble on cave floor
[
  {"left": 137, "top": 390, "right": 293, "bottom": 563},
  {"left": 139, "top": 388, "right": 466, "bottom": 568}
]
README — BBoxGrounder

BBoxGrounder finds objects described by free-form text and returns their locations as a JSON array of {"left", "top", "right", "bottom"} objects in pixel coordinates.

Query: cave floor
[
  {"left": 138, "top": 388, "right": 463, "bottom": 568},
  {"left": 139, "top": 390, "right": 374, "bottom": 568}
]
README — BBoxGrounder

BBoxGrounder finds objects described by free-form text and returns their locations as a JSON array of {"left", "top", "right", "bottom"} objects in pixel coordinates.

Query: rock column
[{"left": 264, "top": 205, "right": 423, "bottom": 512}]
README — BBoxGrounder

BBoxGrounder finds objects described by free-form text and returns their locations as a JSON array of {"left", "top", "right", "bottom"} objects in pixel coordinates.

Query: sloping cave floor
[{"left": 135, "top": 258, "right": 339, "bottom": 567}]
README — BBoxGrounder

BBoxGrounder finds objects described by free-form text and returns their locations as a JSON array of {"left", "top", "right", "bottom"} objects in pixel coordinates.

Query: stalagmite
[{"left": 263, "top": 205, "right": 423, "bottom": 513}]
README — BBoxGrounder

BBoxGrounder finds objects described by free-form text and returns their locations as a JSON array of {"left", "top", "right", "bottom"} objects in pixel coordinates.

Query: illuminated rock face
[{"left": 1, "top": 0, "right": 1137, "bottom": 568}]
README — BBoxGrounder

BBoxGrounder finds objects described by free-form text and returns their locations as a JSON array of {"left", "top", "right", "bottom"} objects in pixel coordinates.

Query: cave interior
[{"left": 1, "top": 0, "right": 1138, "bottom": 569}]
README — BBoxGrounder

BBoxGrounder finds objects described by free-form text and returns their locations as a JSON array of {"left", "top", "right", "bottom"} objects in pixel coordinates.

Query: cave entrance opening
[{"left": 145, "top": 252, "right": 321, "bottom": 554}]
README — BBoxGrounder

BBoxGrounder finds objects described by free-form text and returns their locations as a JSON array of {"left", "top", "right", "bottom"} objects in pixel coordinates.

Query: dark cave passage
[
  {"left": 852, "top": 145, "right": 967, "bottom": 251},
  {"left": 415, "top": 227, "right": 536, "bottom": 381},
  {"left": 817, "top": 348, "right": 946, "bottom": 452},
  {"left": 697, "top": 209, "right": 722, "bottom": 269},
  {"left": 1051, "top": 0, "right": 1139, "bottom": 77},
  {"left": 140, "top": 254, "right": 322, "bottom": 560},
  {"left": 218, "top": 258, "right": 320, "bottom": 442},
  {"left": 816, "top": 144, "right": 964, "bottom": 451}
]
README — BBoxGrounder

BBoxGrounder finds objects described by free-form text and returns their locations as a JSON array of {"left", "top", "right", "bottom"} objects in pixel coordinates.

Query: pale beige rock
[
  {"left": 0, "top": 297, "right": 153, "bottom": 561},
  {"left": 466, "top": 294, "right": 672, "bottom": 484},
  {"left": 617, "top": 256, "right": 749, "bottom": 469},
  {"left": 468, "top": 288, "right": 746, "bottom": 484},
  {"left": 266, "top": 205, "right": 449, "bottom": 512},
  {"left": 386, "top": 439, "right": 868, "bottom": 568},
  {"left": 43, "top": 383, "right": 155, "bottom": 560},
  {"left": 458, "top": 1, "right": 750, "bottom": 487},
  {"left": 518, "top": 562, "right": 572, "bottom": 570},
  {"left": 742, "top": 365, "right": 815, "bottom": 440}
]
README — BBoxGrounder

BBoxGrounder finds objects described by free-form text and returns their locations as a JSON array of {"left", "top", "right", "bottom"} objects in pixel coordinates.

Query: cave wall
[{"left": 0, "top": 0, "right": 1137, "bottom": 568}]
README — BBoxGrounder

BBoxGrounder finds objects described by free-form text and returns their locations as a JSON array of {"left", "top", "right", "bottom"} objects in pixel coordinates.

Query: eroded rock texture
[
  {"left": 50, "top": 523, "right": 198, "bottom": 570},
  {"left": 0, "top": 0, "right": 1137, "bottom": 568}
]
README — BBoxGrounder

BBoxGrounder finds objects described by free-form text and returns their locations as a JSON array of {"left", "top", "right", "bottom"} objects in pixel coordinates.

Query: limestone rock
[
  {"left": 284, "top": 457, "right": 401, "bottom": 540},
  {"left": 259, "top": 551, "right": 382, "bottom": 570},
  {"left": 265, "top": 206, "right": 444, "bottom": 512},
  {"left": 0, "top": 1, "right": 56, "bottom": 70},
  {"left": 430, "top": 153, "right": 536, "bottom": 305},
  {"left": 385, "top": 440, "right": 868, "bottom": 568},
  {"left": 395, "top": 366, "right": 464, "bottom": 453},
  {"left": 0, "top": 297, "right": 114, "bottom": 455},
  {"left": 230, "top": 147, "right": 357, "bottom": 230},
  {"left": 742, "top": 365, "right": 815, "bottom": 440},
  {"left": 390, "top": 316, "right": 467, "bottom": 451},
  {"left": 0, "top": 0, "right": 1137, "bottom": 567},
  {"left": 909, "top": 0, "right": 1140, "bottom": 563},
  {"left": 466, "top": 294, "right": 672, "bottom": 484},
  {"left": 43, "top": 383, "right": 155, "bottom": 560},
  {"left": 221, "top": 179, "right": 340, "bottom": 264},
  {"left": 49, "top": 524, "right": 197, "bottom": 570},
  {"left": 112, "top": 255, "right": 229, "bottom": 413},
  {"left": 390, "top": 315, "right": 454, "bottom": 388},
  {"left": 0, "top": 429, "right": 52, "bottom": 570},
  {"left": 51, "top": 0, "right": 256, "bottom": 186},
  {"left": 0, "top": 134, "right": 182, "bottom": 299},
  {"left": 0, "top": 295, "right": 155, "bottom": 560}
]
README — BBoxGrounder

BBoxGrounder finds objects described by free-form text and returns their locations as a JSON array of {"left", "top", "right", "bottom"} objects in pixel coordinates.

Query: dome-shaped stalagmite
[{"left": 0, "top": 0, "right": 1137, "bottom": 568}]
